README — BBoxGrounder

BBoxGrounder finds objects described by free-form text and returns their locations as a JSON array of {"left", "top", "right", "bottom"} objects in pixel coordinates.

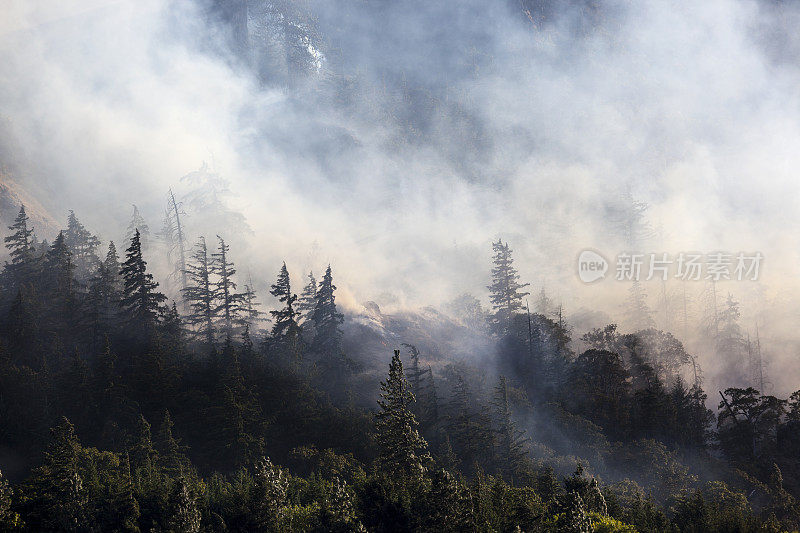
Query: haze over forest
[{"left": 3, "top": 1, "right": 800, "bottom": 532}]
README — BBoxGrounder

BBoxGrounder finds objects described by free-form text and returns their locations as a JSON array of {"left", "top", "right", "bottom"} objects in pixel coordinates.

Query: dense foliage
[{"left": 0, "top": 206, "right": 798, "bottom": 532}]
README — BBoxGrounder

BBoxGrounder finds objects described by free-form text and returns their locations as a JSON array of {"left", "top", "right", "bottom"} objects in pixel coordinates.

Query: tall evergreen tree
[
  {"left": 3, "top": 205, "right": 36, "bottom": 287},
  {"left": 120, "top": 229, "right": 166, "bottom": 334},
  {"left": 311, "top": 265, "right": 344, "bottom": 357},
  {"left": 21, "top": 418, "right": 87, "bottom": 531},
  {"left": 125, "top": 205, "right": 150, "bottom": 250},
  {"left": 109, "top": 453, "right": 140, "bottom": 532},
  {"left": 63, "top": 210, "right": 100, "bottom": 282},
  {"left": 87, "top": 242, "right": 123, "bottom": 341},
  {"left": 43, "top": 232, "right": 82, "bottom": 342},
  {"left": 487, "top": 239, "right": 529, "bottom": 335},
  {"left": 535, "top": 286, "right": 555, "bottom": 317},
  {"left": 241, "top": 275, "right": 265, "bottom": 334},
  {"left": 160, "top": 189, "right": 189, "bottom": 303},
  {"left": 43, "top": 232, "right": 75, "bottom": 300},
  {"left": 211, "top": 236, "right": 245, "bottom": 340},
  {"left": 167, "top": 477, "right": 200, "bottom": 533},
  {"left": 492, "top": 376, "right": 528, "bottom": 477},
  {"left": 269, "top": 263, "right": 302, "bottom": 353},
  {"left": 624, "top": 280, "right": 655, "bottom": 332},
  {"left": 446, "top": 375, "right": 493, "bottom": 473},
  {"left": 0, "top": 469, "right": 17, "bottom": 530},
  {"left": 297, "top": 270, "right": 318, "bottom": 325},
  {"left": 183, "top": 237, "right": 215, "bottom": 345},
  {"left": 375, "top": 350, "right": 431, "bottom": 478}
]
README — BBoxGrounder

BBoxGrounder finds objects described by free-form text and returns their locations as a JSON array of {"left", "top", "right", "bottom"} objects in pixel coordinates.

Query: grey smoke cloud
[{"left": 2, "top": 0, "right": 800, "bottom": 396}]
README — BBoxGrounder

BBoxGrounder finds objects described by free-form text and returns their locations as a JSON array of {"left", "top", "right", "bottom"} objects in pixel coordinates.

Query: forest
[{"left": 0, "top": 205, "right": 797, "bottom": 533}]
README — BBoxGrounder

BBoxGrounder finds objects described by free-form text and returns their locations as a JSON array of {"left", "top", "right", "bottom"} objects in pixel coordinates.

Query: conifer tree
[
  {"left": 585, "top": 477, "right": 607, "bottom": 516},
  {"left": 0, "top": 469, "right": 17, "bottom": 530},
  {"left": 250, "top": 457, "right": 288, "bottom": 530},
  {"left": 562, "top": 491, "right": 591, "bottom": 533},
  {"left": 487, "top": 240, "right": 529, "bottom": 334},
  {"left": 375, "top": 350, "right": 431, "bottom": 478},
  {"left": 403, "top": 344, "right": 425, "bottom": 411},
  {"left": 717, "top": 293, "right": 747, "bottom": 383},
  {"left": 297, "top": 270, "right": 318, "bottom": 325},
  {"left": 125, "top": 205, "right": 150, "bottom": 250},
  {"left": 23, "top": 418, "right": 87, "bottom": 531},
  {"left": 120, "top": 229, "right": 166, "bottom": 334},
  {"left": 535, "top": 286, "right": 555, "bottom": 317},
  {"left": 241, "top": 275, "right": 265, "bottom": 334},
  {"left": 63, "top": 210, "right": 101, "bottom": 282},
  {"left": 624, "top": 281, "right": 655, "bottom": 332},
  {"left": 156, "top": 410, "right": 188, "bottom": 477},
  {"left": 109, "top": 453, "right": 140, "bottom": 532},
  {"left": 44, "top": 232, "right": 75, "bottom": 300},
  {"left": 87, "top": 242, "right": 123, "bottom": 341},
  {"left": 161, "top": 301, "right": 184, "bottom": 349},
  {"left": 43, "top": 232, "right": 82, "bottom": 341},
  {"left": 160, "top": 189, "right": 189, "bottom": 301},
  {"left": 183, "top": 237, "right": 215, "bottom": 345},
  {"left": 403, "top": 345, "right": 442, "bottom": 451},
  {"left": 3, "top": 205, "right": 36, "bottom": 286},
  {"left": 492, "top": 376, "right": 528, "bottom": 476},
  {"left": 269, "top": 263, "right": 302, "bottom": 354},
  {"left": 167, "top": 478, "right": 200, "bottom": 533},
  {"left": 311, "top": 265, "right": 344, "bottom": 357},
  {"left": 211, "top": 236, "right": 245, "bottom": 340},
  {"left": 207, "top": 341, "right": 263, "bottom": 471},
  {"left": 129, "top": 415, "right": 158, "bottom": 470},
  {"left": 447, "top": 375, "right": 493, "bottom": 472}
]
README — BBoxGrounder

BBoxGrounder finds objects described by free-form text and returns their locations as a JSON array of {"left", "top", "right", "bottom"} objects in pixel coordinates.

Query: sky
[{"left": 2, "top": 0, "right": 800, "bottom": 395}]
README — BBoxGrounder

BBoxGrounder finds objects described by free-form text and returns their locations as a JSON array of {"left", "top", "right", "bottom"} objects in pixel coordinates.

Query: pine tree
[
  {"left": 44, "top": 231, "right": 75, "bottom": 290},
  {"left": 3, "top": 205, "right": 36, "bottom": 287},
  {"left": 87, "top": 242, "right": 123, "bottom": 342},
  {"left": 63, "top": 210, "right": 100, "bottom": 282},
  {"left": 717, "top": 293, "right": 747, "bottom": 384},
  {"left": 120, "top": 229, "right": 166, "bottom": 334},
  {"left": 624, "top": 280, "right": 655, "bottom": 332},
  {"left": 43, "top": 232, "right": 82, "bottom": 342},
  {"left": 375, "top": 350, "right": 431, "bottom": 478},
  {"left": 269, "top": 263, "right": 302, "bottom": 351},
  {"left": 155, "top": 410, "right": 188, "bottom": 477},
  {"left": 535, "top": 286, "right": 555, "bottom": 317},
  {"left": 562, "top": 491, "right": 591, "bottom": 533},
  {"left": 206, "top": 341, "right": 263, "bottom": 471},
  {"left": 129, "top": 415, "right": 158, "bottom": 470},
  {"left": 250, "top": 457, "right": 288, "bottom": 530},
  {"left": 22, "top": 418, "right": 87, "bottom": 531},
  {"left": 211, "top": 236, "right": 245, "bottom": 340},
  {"left": 492, "top": 376, "right": 528, "bottom": 476},
  {"left": 585, "top": 477, "right": 607, "bottom": 516},
  {"left": 447, "top": 375, "right": 493, "bottom": 472},
  {"left": 297, "top": 270, "right": 318, "bottom": 325},
  {"left": 402, "top": 344, "right": 440, "bottom": 446},
  {"left": 160, "top": 189, "right": 189, "bottom": 302},
  {"left": 109, "top": 452, "right": 140, "bottom": 532},
  {"left": 0, "top": 469, "right": 18, "bottom": 530},
  {"left": 487, "top": 240, "right": 529, "bottom": 335},
  {"left": 241, "top": 275, "right": 265, "bottom": 334},
  {"left": 183, "top": 237, "right": 216, "bottom": 345},
  {"left": 161, "top": 301, "right": 184, "bottom": 349},
  {"left": 125, "top": 205, "right": 150, "bottom": 250},
  {"left": 311, "top": 265, "right": 344, "bottom": 357},
  {"left": 167, "top": 477, "right": 200, "bottom": 533}
]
